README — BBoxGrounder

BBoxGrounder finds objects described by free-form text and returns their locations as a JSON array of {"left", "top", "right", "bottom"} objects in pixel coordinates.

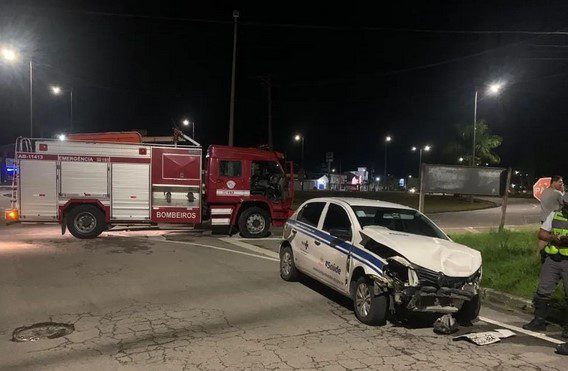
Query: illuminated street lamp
[
  {"left": 472, "top": 81, "right": 505, "bottom": 167},
  {"left": 459, "top": 157, "right": 464, "bottom": 163},
  {"left": 57, "top": 134, "right": 67, "bottom": 141},
  {"left": 51, "top": 85, "right": 74, "bottom": 131},
  {"left": 1, "top": 47, "right": 18, "bottom": 62},
  {"left": 181, "top": 119, "right": 195, "bottom": 138},
  {"left": 384, "top": 135, "right": 392, "bottom": 181},
  {"left": 294, "top": 134, "right": 305, "bottom": 168},
  {"left": 294, "top": 133, "right": 305, "bottom": 190},
  {"left": 488, "top": 82, "right": 504, "bottom": 95},
  {"left": 412, "top": 144, "right": 432, "bottom": 176},
  {"left": 1, "top": 46, "right": 34, "bottom": 136}
]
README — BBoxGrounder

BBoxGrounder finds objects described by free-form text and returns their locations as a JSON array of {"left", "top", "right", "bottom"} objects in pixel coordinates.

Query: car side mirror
[{"left": 329, "top": 228, "right": 352, "bottom": 242}]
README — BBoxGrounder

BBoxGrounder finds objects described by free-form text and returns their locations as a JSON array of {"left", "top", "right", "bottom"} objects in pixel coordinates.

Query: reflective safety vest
[{"left": 545, "top": 212, "right": 568, "bottom": 256}]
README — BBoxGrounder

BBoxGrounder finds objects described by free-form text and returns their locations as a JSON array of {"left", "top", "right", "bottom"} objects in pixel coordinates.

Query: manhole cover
[{"left": 12, "top": 322, "right": 75, "bottom": 342}]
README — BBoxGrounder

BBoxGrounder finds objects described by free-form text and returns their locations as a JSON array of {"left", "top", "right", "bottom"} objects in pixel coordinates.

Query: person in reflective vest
[{"left": 523, "top": 194, "right": 568, "bottom": 339}]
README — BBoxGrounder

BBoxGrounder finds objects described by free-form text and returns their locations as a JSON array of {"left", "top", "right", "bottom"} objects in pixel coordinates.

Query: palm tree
[{"left": 444, "top": 120, "right": 502, "bottom": 165}]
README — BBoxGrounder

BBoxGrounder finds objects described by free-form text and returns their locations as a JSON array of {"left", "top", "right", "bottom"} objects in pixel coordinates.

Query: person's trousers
[{"left": 535, "top": 256, "right": 568, "bottom": 301}]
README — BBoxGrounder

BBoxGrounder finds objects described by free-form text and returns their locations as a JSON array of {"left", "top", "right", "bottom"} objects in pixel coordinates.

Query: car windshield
[{"left": 351, "top": 206, "right": 448, "bottom": 239}]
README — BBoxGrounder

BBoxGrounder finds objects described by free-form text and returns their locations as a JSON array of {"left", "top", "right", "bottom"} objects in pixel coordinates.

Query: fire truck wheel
[
  {"left": 66, "top": 205, "right": 106, "bottom": 239},
  {"left": 238, "top": 207, "right": 270, "bottom": 238}
]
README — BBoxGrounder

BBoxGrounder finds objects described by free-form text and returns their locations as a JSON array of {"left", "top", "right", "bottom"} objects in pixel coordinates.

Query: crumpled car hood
[{"left": 361, "top": 227, "right": 482, "bottom": 277}]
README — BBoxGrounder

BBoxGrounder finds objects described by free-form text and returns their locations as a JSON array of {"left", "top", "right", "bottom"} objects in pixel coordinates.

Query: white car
[{"left": 280, "top": 197, "right": 482, "bottom": 326}]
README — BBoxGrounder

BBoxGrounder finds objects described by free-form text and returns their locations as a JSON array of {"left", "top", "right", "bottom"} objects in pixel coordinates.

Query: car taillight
[{"left": 5, "top": 209, "right": 19, "bottom": 222}]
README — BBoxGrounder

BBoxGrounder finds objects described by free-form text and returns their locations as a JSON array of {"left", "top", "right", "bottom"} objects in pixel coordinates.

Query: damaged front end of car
[{"left": 370, "top": 255, "right": 482, "bottom": 314}]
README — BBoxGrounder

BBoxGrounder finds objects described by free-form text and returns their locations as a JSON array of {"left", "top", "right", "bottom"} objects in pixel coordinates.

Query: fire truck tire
[
  {"left": 238, "top": 207, "right": 271, "bottom": 238},
  {"left": 66, "top": 205, "right": 106, "bottom": 239}
]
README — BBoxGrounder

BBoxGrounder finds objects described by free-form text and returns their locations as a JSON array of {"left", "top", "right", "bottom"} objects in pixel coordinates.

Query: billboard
[{"left": 422, "top": 164, "right": 507, "bottom": 196}]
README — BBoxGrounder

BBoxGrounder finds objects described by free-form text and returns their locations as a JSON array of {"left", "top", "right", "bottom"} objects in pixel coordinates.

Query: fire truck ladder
[{"left": 10, "top": 137, "right": 32, "bottom": 210}]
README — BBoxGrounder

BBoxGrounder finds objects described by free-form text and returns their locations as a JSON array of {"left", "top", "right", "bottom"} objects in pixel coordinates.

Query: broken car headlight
[
  {"left": 408, "top": 268, "right": 419, "bottom": 287},
  {"left": 471, "top": 267, "right": 482, "bottom": 283}
]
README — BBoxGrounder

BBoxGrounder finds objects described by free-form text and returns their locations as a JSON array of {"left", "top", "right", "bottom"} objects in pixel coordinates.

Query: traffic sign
[{"left": 533, "top": 177, "right": 551, "bottom": 201}]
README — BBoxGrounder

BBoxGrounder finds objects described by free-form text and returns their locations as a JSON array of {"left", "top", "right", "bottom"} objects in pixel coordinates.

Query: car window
[
  {"left": 323, "top": 203, "right": 352, "bottom": 241},
  {"left": 219, "top": 160, "right": 242, "bottom": 177},
  {"left": 351, "top": 206, "right": 447, "bottom": 239},
  {"left": 297, "top": 202, "right": 325, "bottom": 227}
]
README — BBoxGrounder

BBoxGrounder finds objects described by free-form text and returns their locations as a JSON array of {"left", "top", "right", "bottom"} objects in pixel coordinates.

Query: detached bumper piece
[{"left": 402, "top": 285, "right": 476, "bottom": 313}]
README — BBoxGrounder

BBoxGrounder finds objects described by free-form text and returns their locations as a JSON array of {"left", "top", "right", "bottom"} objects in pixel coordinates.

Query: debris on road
[
  {"left": 453, "top": 328, "right": 515, "bottom": 345},
  {"left": 433, "top": 314, "right": 459, "bottom": 335},
  {"left": 11, "top": 322, "right": 75, "bottom": 342},
  {"left": 556, "top": 343, "right": 568, "bottom": 355}
]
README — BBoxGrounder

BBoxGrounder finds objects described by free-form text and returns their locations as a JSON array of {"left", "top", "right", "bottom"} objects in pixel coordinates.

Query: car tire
[
  {"left": 66, "top": 204, "right": 106, "bottom": 239},
  {"left": 280, "top": 245, "right": 299, "bottom": 281},
  {"left": 238, "top": 207, "right": 270, "bottom": 238},
  {"left": 455, "top": 294, "right": 481, "bottom": 325},
  {"left": 352, "top": 276, "right": 388, "bottom": 326}
]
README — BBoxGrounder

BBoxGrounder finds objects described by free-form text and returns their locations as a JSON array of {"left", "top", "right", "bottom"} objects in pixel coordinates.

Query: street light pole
[
  {"left": 412, "top": 145, "right": 431, "bottom": 178},
  {"left": 471, "top": 89, "right": 478, "bottom": 167},
  {"left": 228, "top": 10, "right": 239, "bottom": 146},
  {"left": 384, "top": 136, "right": 392, "bottom": 182},
  {"left": 294, "top": 134, "right": 305, "bottom": 190},
  {"left": 29, "top": 60, "right": 33, "bottom": 137},
  {"left": 301, "top": 136, "right": 305, "bottom": 170},
  {"left": 69, "top": 89, "right": 73, "bottom": 132}
]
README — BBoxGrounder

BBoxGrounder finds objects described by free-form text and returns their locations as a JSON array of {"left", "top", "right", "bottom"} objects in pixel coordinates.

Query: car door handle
[
  {"left": 314, "top": 240, "right": 321, "bottom": 246},
  {"left": 291, "top": 229, "right": 297, "bottom": 234}
]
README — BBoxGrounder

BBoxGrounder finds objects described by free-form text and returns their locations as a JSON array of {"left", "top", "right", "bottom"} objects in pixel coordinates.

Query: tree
[{"left": 444, "top": 120, "right": 503, "bottom": 165}]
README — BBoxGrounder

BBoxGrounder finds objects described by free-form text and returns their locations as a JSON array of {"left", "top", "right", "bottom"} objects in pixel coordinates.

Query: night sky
[{"left": 1, "top": 1, "right": 568, "bottom": 179}]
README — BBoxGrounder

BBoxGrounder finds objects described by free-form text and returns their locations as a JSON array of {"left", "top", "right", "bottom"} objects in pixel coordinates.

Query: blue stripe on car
[{"left": 286, "top": 219, "right": 384, "bottom": 275}]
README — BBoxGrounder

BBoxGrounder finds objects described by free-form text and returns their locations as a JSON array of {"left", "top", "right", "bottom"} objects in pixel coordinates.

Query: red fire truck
[{"left": 5, "top": 132, "right": 294, "bottom": 239}]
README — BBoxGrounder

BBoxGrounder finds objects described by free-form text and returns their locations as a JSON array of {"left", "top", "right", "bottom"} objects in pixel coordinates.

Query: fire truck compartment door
[
  {"left": 19, "top": 159, "right": 57, "bottom": 220},
  {"left": 60, "top": 161, "right": 109, "bottom": 197},
  {"left": 111, "top": 163, "right": 150, "bottom": 220}
]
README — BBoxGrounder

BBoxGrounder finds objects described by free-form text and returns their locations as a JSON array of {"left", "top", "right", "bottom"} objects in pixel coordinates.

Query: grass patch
[
  {"left": 452, "top": 229, "right": 566, "bottom": 305},
  {"left": 293, "top": 191, "right": 495, "bottom": 213}
]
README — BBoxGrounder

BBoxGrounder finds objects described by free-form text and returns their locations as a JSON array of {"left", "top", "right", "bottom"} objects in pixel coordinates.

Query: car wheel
[
  {"left": 353, "top": 276, "right": 388, "bottom": 326},
  {"left": 455, "top": 294, "right": 481, "bottom": 325},
  {"left": 238, "top": 207, "right": 270, "bottom": 238},
  {"left": 66, "top": 204, "right": 106, "bottom": 239},
  {"left": 280, "top": 245, "right": 299, "bottom": 281}
]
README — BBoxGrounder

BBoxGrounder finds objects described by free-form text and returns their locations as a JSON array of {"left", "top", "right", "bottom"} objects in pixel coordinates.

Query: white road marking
[
  {"left": 139, "top": 237, "right": 279, "bottom": 262},
  {"left": 219, "top": 237, "right": 280, "bottom": 259},
  {"left": 234, "top": 237, "right": 282, "bottom": 241},
  {"left": 479, "top": 316, "right": 564, "bottom": 345}
]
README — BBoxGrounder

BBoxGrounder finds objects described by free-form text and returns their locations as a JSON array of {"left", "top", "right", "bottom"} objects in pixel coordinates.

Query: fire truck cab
[{"left": 5, "top": 133, "right": 294, "bottom": 239}]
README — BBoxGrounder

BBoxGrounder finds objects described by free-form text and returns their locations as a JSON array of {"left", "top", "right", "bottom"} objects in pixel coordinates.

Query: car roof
[{"left": 302, "top": 197, "right": 414, "bottom": 210}]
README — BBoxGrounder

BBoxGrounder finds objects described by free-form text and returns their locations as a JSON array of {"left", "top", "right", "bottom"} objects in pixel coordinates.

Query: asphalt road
[{"left": 0, "top": 223, "right": 566, "bottom": 370}]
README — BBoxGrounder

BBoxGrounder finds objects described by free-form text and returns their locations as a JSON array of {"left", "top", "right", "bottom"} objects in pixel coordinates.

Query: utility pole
[
  {"left": 29, "top": 60, "right": 33, "bottom": 137},
  {"left": 471, "top": 89, "right": 478, "bottom": 167},
  {"left": 258, "top": 74, "right": 273, "bottom": 149},
  {"left": 228, "top": 10, "right": 239, "bottom": 146},
  {"left": 69, "top": 89, "right": 74, "bottom": 132}
]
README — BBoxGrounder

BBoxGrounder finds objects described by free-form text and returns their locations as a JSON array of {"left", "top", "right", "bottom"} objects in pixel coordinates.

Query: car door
[
  {"left": 290, "top": 201, "right": 326, "bottom": 273},
  {"left": 316, "top": 202, "right": 354, "bottom": 293}
]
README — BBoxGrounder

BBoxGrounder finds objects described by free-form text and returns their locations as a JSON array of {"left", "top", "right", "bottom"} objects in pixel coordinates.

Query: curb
[{"left": 481, "top": 287, "right": 565, "bottom": 325}]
